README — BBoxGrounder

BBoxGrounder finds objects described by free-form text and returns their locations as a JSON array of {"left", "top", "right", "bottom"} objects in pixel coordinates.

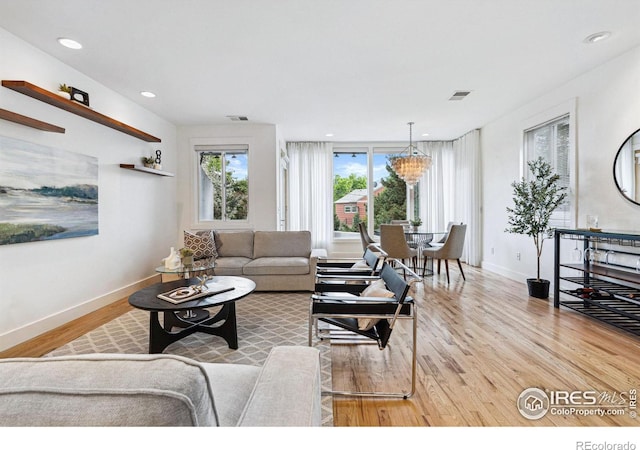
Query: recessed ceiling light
[
  {"left": 57, "top": 37, "right": 82, "bottom": 49},
  {"left": 584, "top": 31, "right": 611, "bottom": 44},
  {"left": 325, "top": 133, "right": 334, "bottom": 137},
  {"left": 422, "top": 133, "right": 429, "bottom": 137},
  {"left": 140, "top": 91, "right": 156, "bottom": 98}
]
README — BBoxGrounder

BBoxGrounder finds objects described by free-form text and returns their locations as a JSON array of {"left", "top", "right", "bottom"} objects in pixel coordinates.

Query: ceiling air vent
[
  {"left": 449, "top": 91, "right": 471, "bottom": 101},
  {"left": 226, "top": 115, "right": 249, "bottom": 121}
]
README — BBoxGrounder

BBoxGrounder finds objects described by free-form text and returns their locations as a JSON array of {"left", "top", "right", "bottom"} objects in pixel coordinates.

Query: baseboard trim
[
  {"left": 0, "top": 275, "right": 160, "bottom": 352},
  {"left": 480, "top": 261, "right": 526, "bottom": 284}
]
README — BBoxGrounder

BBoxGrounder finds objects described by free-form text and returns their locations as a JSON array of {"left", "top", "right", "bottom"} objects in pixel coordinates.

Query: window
[
  {"left": 332, "top": 146, "right": 410, "bottom": 239},
  {"left": 524, "top": 114, "right": 571, "bottom": 227},
  {"left": 196, "top": 146, "right": 248, "bottom": 222},
  {"left": 372, "top": 150, "right": 409, "bottom": 229},
  {"left": 333, "top": 151, "right": 368, "bottom": 237}
]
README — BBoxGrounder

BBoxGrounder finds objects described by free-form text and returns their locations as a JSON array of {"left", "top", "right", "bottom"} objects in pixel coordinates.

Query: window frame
[
  {"left": 520, "top": 99, "right": 577, "bottom": 229},
  {"left": 332, "top": 143, "right": 411, "bottom": 241},
  {"left": 191, "top": 137, "right": 251, "bottom": 228}
]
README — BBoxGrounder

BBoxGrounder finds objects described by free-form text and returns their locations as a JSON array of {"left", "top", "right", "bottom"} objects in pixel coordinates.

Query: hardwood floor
[
  {"left": 331, "top": 265, "right": 640, "bottom": 426},
  {"left": 2, "top": 265, "right": 640, "bottom": 427},
  {"left": 0, "top": 298, "right": 133, "bottom": 359}
]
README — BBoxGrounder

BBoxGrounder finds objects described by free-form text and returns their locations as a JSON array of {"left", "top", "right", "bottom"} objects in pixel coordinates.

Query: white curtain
[
  {"left": 418, "top": 129, "right": 482, "bottom": 266},
  {"left": 286, "top": 142, "right": 333, "bottom": 249},
  {"left": 418, "top": 141, "right": 454, "bottom": 233}
]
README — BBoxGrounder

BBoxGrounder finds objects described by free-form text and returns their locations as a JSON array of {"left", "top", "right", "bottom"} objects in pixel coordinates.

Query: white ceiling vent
[
  {"left": 226, "top": 115, "right": 249, "bottom": 121},
  {"left": 449, "top": 91, "right": 471, "bottom": 101}
]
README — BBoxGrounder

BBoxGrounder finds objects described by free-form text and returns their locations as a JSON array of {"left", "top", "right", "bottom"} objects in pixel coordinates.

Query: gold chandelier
[{"left": 389, "top": 122, "right": 432, "bottom": 187}]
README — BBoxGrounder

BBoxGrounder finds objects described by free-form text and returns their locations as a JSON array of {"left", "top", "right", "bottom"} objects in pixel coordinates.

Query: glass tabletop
[{"left": 155, "top": 260, "right": 215, "bottom": 275}]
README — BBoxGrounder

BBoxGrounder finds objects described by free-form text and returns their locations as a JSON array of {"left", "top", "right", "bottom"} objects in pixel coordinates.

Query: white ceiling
[{"left": 1, "top": 0, "right": 639, "bottom": 141}]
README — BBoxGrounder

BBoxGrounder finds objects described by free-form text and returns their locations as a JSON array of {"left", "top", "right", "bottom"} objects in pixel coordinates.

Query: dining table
[{"left": 403, "top": 229, "right": 448, "bottom": 276}]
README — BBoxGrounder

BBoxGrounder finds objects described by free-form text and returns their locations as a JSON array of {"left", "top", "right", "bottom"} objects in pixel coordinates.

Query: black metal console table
[{"left": 553, "top": 228, "right": 640, "bottom": 336}]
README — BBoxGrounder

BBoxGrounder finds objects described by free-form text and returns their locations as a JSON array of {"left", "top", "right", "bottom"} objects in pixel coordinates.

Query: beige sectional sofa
[
  {"left": 0, "top": 346, "right": 321, "bottom": 426},
  {"left": 210, "top": 230, "right": 326, "bottom": 291}
]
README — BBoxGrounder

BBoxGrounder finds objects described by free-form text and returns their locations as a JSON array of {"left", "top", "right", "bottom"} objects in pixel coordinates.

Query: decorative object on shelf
[
  {"left": 154, "top": 149, "right": 162, "bottom": 170},
  {"left": 141, "top": 156, "right": 155, "bottom": 168},
  {"left": 505, "top": 157, "right": 568, "bottom": 299},
  {"left": 0, "top": 135, "right": 98, "bottom": 246},
  {"left": 70, "top": 86, "right": 89, "bottom": 106},
  {"left": 57, "top": 83, "right": 71, "bottom": 100},
  {"left": 179, "top": 247, "right": 194, "bottom": 267},
  {"left": 2, "top": 80, "right": 161, "bottom": 142},
  {"left": 389, "top": 122, "right": 432, "bottom": 187},
  {"left": 163, "top": 247, "right": 181, "bottom": 270},
  {"left": 586, "top": 214, "right": 599, "bottom": 230}
]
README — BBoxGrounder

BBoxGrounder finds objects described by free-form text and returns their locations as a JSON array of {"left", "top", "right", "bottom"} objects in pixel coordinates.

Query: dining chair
[
  {"left": 380, "top": 224, "right": 418, "bottom": 273},
  {"left": 422, "top": 224, "right": 467, "bottom": 282},
  {"left": 430, "top": 221, "right": 458, "bottom": 249},
  {"left": 357, "top": 223, "right": 378, "bottom": 252}
]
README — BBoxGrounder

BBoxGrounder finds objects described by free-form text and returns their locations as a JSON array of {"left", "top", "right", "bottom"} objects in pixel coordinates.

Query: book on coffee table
[{"left": 157, "top": 286, "right": 235, "bottom": 304}]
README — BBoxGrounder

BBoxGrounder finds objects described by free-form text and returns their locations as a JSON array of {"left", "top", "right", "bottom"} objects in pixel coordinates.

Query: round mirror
[{"left": 613, "top": 128, "right": 640, "bottom": 206}]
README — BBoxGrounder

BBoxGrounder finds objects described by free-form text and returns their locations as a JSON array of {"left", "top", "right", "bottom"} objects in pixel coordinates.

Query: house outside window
[{"left": 333, "top": 147, "right": 410, "bottom": 239}]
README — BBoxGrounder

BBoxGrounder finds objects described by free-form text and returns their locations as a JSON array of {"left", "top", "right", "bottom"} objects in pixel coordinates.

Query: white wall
[
  {"left": 175, "top": 123, "right": 279, "bottom": 240},
  {"left": 481, "top": 45, "right": 640, "bottom": 283},
  {"left": 0, "top": 28, "right": 178, "bottom": 351}
]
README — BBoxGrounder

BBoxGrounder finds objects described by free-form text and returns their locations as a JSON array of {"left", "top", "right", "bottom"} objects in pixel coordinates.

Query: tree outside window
[{"left": 198, "top": 150, "right": 248, "bottom": 221}]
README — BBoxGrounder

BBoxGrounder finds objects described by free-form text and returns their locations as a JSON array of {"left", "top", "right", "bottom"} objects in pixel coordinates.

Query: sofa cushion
[
  {"left": 184, "top": 230, "right": 218, "bottom": 260},
  {"left": 0, "top": 354, "right": 218, "bottom": 426},
  {"left": 243, "top": 257, "right": 310, "bottom": 276},
  {"left": 253, "top": 231, "right": 311, "bottom": 259},
  {"left": 214, "top": 230, "right": 254, "bottom": 258},
  {"left": 213, "top": 256, "right": 253, "bottom": 276}
]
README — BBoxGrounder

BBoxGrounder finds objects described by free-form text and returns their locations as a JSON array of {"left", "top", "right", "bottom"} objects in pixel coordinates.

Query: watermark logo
[
  {"left": 517, "top": 387, "right": 550, "bottom": 420},
  {"left": 517, "top": 387, "right": 637, "bottom": 420}
]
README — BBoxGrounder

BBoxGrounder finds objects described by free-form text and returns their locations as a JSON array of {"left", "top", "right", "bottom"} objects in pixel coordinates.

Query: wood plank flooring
[
  {"left": 330, "top": 264, "right": 640, "bottom": 426},
  {"left": 2, "top": 265, "right": 640, "bottom": 426}
]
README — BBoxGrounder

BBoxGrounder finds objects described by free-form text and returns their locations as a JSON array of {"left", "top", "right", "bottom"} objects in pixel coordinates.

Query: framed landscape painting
[{"left": 0, "top": 136, "right": 98, "bottom": 245}]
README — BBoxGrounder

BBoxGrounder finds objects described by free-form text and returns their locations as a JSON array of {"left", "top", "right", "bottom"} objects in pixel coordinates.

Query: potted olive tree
[{"left": 505, "top": 157, "right": 567, "bottom": 299}]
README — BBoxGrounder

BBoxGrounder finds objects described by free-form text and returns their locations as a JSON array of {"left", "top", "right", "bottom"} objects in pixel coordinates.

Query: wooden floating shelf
[
  {"left": 2, "top": 80, "right": 161, "bottom": 143},
  {"left": 119, "top": 164, "right": 174, "bottom": 177},
  {"left": 0, "top": 107, "right": 65, "bottom": 133}
]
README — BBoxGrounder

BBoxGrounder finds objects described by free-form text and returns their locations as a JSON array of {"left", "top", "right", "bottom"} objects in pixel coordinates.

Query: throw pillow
[
  {"left": 184, "top": 230, "right": 218, "bottom": 260},
  {"left": 357, "top": 279, "right": 395, "bottom": 331},
  {"left": 351, "top": 259, "right": 369, "bottom": 269}
]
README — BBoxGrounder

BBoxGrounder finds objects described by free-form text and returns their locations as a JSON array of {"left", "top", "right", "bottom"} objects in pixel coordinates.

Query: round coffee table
[{"left": 128, "top": 276, "right": 256, "bottom": 354}]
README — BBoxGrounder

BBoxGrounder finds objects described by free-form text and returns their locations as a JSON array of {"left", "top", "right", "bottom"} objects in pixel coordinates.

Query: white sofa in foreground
[{"left": 0, "top": 346, "right": 321, "bottom": 427}]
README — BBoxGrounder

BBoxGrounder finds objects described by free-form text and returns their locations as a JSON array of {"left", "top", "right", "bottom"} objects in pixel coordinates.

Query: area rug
[{"left": 46, "top": 291, "right": 333, "bottom": 426}]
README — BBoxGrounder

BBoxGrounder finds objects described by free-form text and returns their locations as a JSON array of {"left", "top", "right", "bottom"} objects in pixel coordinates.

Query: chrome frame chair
[
  {"left": 315, "top": 247, "right": 386, "bottom": 286},
  {"left": 309, "top": 262, "right": 418, "bottom": 399}
]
